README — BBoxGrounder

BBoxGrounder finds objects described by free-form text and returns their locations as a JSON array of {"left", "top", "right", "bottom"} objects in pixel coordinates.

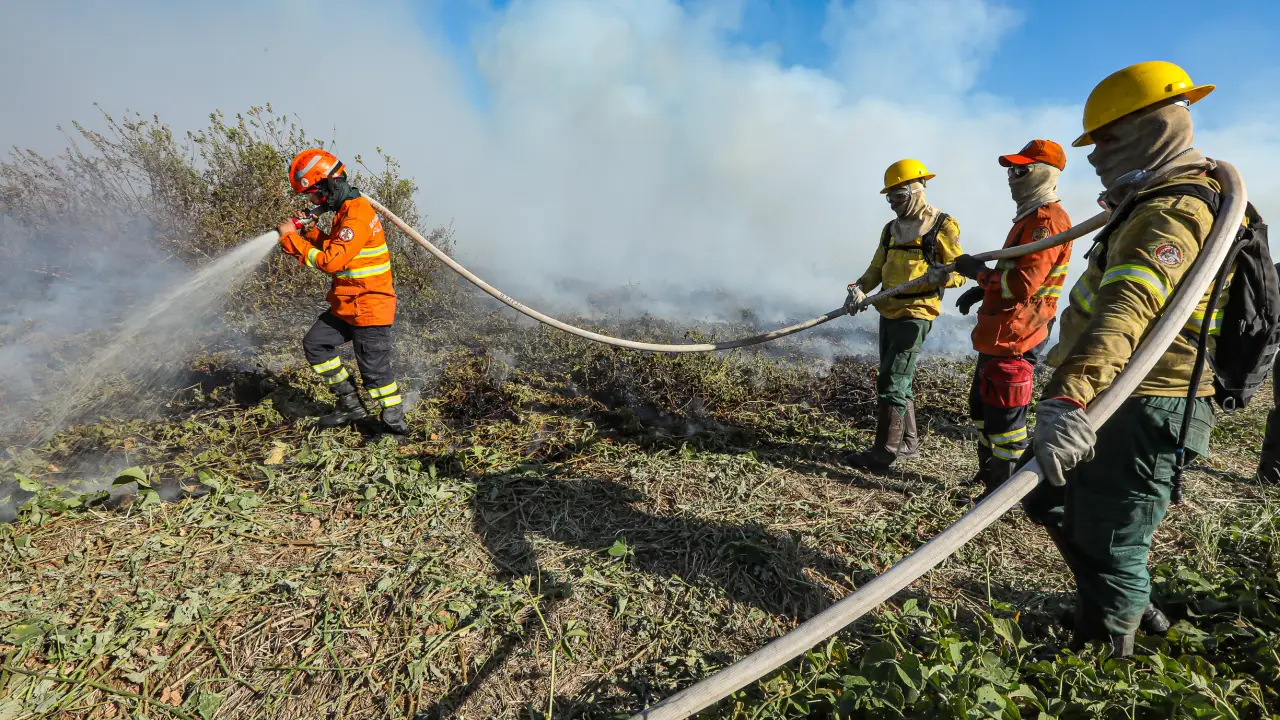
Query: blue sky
[{"left": 419, "top": 0, "right": 1280, "bottom": 125}]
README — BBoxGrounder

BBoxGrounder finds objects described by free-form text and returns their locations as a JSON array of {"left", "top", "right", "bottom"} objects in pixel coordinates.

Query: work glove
[
  {"left": 956, "top": 286, "right": 984, "bottom": 315},
  {"left": 925, "top": 262, "right": 951, "bottom": 287},
  {"left": 844, "top": 284, "right": 868, "bottom": 315},
  {"left": 954, "top": 254, "right": 990, "bottom": 280},
  {"left": 1032, "top": 397, "right": 1096, "bottom": 487}
]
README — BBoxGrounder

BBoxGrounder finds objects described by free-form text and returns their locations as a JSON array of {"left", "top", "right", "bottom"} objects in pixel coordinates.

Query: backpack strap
[
  {"left": 1088, "top": 183, "right": 1221, "bottom": 271},
  {"left": 880, "top": 222, "right": 892, "bottom": 250},
  {"left": 893, "top": 214, "right": 952, "bottom": 300}
]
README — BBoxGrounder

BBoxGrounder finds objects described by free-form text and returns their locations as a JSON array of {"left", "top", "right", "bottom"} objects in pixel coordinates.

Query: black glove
[
  {"left": 954, "top": 254, "right": 990, "bottom": 280},
  {"left": 956, "top": 286, "right": 984, "bottom": 315}
]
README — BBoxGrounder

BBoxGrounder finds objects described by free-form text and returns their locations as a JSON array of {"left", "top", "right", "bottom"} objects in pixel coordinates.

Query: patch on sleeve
[
  {"left": 1154, "top": 244, "right": 1182, "bottom": 267},
  {"left": 1032, "top": 226, "right": 1049, "bottom": 241},
  {"left": 338, "top": 227, "right": 354, "bottom": 242}
]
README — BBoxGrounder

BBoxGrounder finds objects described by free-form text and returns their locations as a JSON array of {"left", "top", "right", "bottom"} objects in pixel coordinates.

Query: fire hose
[
  {"left": 361, "top": 193, "right": 1109, "bottom": 353},
  {"left": 621, "top": 161, "right": 1245, "bottom": 719}
]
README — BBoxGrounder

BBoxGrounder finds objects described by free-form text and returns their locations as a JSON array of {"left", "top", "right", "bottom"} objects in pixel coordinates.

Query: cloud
[{"left": 3, "top": 0, "right": 1276, "bottom": 340}]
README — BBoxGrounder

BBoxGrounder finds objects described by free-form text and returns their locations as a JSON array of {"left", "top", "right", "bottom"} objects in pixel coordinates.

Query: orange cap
[{"left": 998, "top": 139, "right": 1066, "bottom": 170}]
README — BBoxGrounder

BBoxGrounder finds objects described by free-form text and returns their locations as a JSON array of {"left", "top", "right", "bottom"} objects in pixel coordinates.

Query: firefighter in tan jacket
[
  {"left": 1025, "top": 61, "right": 1226, "bottom": 657},
  {"left": 845, "top": 159, "right": 965, "bottom": 469}
]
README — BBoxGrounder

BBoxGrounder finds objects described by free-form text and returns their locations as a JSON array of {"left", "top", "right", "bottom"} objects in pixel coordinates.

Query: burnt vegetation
[{"left": 0, "top": 107, "right": 1278, "bottom": 719}]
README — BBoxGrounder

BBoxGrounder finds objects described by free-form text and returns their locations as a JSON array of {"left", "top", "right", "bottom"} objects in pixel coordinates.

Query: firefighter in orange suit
[
  {"left": 952, "top": 140, "right": 1073, "bottom": 497},
  {"left": 276, "top": 149, "right": 407, "bottom": 434}
]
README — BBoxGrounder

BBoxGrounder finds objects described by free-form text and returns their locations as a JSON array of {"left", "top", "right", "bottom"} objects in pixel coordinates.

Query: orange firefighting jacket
[
  {"left": 971, "top": 202, "right": 1072, "bottom": 356},
  {"left": 279, "top": 196, "right": 396, "bottom": 327}
]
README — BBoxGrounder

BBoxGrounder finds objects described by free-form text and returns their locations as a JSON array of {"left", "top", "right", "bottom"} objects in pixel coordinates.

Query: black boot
[
  {"left": 972, "top": 457, "right": 1017, "bottom": 503},
  {"left": 380, "top": 404, "right": 409, "bottom": 435},
  {"left": 1058, "top": 602, "right": 1170, "bottom": 636},
  {"left": 1259, "top": 409, "right": 1280, "bottom": 484},
  {"left": 1108, "top": 632, "right": 1136, "bottom": 659},
  {"left": 970, "top": 443, "right": 992, "bottom": 488},
  {"left": 319, "top": 380, "right": 369, "bottom": 428},
  {"left": 847, "top": 401, "right": 904, "bottom": 470}
]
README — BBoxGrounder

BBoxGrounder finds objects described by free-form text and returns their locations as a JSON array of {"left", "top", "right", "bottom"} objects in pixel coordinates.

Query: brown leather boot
[
  {"left": 847, "top": 401, "right": 904, "bottom": 470},
  {"left": 899, "top": 400, "right": 920, "bottom": 459}
]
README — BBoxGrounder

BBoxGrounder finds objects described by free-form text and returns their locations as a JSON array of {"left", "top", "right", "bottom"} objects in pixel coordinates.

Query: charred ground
[{"left": 1, "top": 107, "right": 1277, "bottom": 719}]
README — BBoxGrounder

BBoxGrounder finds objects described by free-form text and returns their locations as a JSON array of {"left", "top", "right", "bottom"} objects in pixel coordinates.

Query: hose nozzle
[{"left": 290, "top": 206, "right": 322, "bottom": 231}]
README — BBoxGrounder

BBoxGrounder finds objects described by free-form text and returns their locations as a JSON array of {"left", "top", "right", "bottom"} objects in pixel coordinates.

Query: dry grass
[{"left": 1, "top": 312, "right": 1276, "bottom": 719}]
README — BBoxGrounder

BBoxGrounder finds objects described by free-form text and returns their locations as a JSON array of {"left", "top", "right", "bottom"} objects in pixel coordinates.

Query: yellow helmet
[
  {"left": 1074, "top": 61, "right": 1214, "bottom": 147},
  {"left": 881, "top": 159, "right": 935, "bottom": 193}
]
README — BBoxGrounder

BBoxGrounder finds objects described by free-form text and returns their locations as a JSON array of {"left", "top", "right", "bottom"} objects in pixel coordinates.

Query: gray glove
[
  {"left": 1032, "top": 398, "right": 1096, "bottom": 487},
  {"left": 844, "top": 284, "right": 868, "bottom": 315},
  {"left": 925, "top": 263, "right": 951, "bottom": 287}
]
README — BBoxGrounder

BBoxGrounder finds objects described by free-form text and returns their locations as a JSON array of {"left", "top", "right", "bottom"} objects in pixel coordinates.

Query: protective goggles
[
  {"left": 885, "top": 186, "right": 921, "bottom": 203},
  {"left": 1006, "top": 164, "right": 1033, "bottom": 179}
]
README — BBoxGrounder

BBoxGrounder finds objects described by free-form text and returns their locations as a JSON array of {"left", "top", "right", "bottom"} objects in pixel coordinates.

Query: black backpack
[{"left": 879, "top": 213, "right": 952, "bottom": 300}]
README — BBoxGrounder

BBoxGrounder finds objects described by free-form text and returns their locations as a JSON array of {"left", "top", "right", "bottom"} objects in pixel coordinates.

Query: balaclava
[
  {"left": 1088, "top": 99, "right": 1210, "bottom": 198},
  {"left": 1009, "top": 163, "right": 1061, "bottom": 221},
  {"left": 887, "top": 181, "right": 940, "bottom": 244},
  {"left": 315, "top": 175, "right": 362, "bottom": 214}
]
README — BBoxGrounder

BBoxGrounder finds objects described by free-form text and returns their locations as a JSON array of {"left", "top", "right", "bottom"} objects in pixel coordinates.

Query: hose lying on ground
[
  {"left": 627, "top": 162, "right": 1246, "bottom": 719},
  {"left": 364, "top": 193, "right": 1107, "bottom": 353}
]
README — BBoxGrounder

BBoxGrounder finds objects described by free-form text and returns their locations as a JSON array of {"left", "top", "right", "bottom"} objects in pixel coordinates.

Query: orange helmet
[{"left": 288, "top": 148, "right": 346, "bottom": 194}]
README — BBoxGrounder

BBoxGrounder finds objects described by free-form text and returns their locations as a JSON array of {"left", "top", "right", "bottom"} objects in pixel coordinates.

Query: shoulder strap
[
  {"left": 1089, "top": 183, "right": 1221, "bottom": 270},
  {"left": 880, "top": 222, "right": 892, "bottom": 250},
  {"left": 920, "top": 213, "right": 950, "bottom": 265}
]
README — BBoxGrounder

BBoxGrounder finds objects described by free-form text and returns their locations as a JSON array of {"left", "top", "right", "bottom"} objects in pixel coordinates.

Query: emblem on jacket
[
  {"left": 1154, "top": 244, "right": 1182, "bottom": 267},
  {"left": 338, "top": 227, "right": 354, "bottom": 242}
]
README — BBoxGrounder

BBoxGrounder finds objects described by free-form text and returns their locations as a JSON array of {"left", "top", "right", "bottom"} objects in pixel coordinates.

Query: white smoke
[{"left": 3, "top": 0, "right": 1275, "bottom": 334}]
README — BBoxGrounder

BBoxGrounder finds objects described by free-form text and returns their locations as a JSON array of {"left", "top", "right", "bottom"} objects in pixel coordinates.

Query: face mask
[
  {"left": 1088, "top": 99, "right": 1195, "bottom": 192},
  {"left": 886, "top": 183, "right": 925, "bottom": 218},
  {"left": 1007, "top": 163, "right": 1061, "bottom": 219}
]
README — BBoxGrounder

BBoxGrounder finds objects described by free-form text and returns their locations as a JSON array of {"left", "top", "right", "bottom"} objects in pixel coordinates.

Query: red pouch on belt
[{"left": 979, "top": 356, "right": 1034, "bottom": 409}]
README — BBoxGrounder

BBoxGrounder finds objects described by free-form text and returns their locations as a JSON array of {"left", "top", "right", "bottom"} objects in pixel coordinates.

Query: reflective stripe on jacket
[
  {"left": 279, "top": 196, "right": 396, "bottom": 326},
  {"left": 856, "top": 215, "right": 965, "bottom": 321},
  {"left": 1045, "top": 175, "right": 1226, "bottom": 405},
  {"left": 972, "top": 202, "right": 1073, "bottom": 356}
]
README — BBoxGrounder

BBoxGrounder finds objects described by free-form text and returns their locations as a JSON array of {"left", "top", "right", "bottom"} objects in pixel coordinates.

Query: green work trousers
[
  {"left": 877, "top": 316, "right": 931, "bottom": 408},
  {"left": 1023, "top": 395, "right": 1214, "bottom": 636}
]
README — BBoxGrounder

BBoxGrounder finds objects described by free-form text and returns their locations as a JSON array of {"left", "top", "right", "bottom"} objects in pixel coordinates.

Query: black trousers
[{"left": 302, "top": 312, "right": 401, "bottom": 408}]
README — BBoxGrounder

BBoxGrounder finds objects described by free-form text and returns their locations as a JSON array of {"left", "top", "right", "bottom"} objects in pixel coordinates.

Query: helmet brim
[
  {"left": 880, "top": 173, "right": 935, "bottom": 193},
  {"left": 1072, "top": 83, "right": 1216, "bottom": 147}
]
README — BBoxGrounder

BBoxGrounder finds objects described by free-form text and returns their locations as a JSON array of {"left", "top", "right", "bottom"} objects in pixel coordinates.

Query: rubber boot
[
  {"left": 970, "top": 443, "right": 992, "bottom": 488},
  {"left": 972, "top": 457, "right": 1017, "bottom": 504},
  {"left": 1058, "top": 602, "right": 1170, "bottom": 636},
  {"left": 1108, "top": 632, "right": 1136, "bottom": 659},
  {"left": 1067, "top": 592, "right": 1104, "bottom": 650},
  {"left": 1259, "top": 409, "right": 1280, "bottom": 484},
  {"left": 847, "top": 401, "right": 903, "bottom": 470},
  {"left": 319, "top": 380, "right": 369, "bottom": 428},
  {"left": 899, "top": 400, "right": 920, "bottom": 460},
  {"left": 380, "top": 404, "right": 410, "bottom": 435}
]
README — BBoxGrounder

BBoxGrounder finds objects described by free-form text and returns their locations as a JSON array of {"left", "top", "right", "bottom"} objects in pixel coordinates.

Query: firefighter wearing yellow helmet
[
  {"left": 1024, "top": 61, "right": 1230, "bottom": 657},
  {"left": 844, "top": 159, "right": 965, "bottom": 470}
]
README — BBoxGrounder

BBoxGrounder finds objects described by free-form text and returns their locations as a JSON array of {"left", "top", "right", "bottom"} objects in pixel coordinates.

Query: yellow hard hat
[
  {"left": 1074, "top": 61, "right": 1214, "bottom": 147},
  {"left": 881, "top": 159, "right": 935, "bottom": 193}
]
